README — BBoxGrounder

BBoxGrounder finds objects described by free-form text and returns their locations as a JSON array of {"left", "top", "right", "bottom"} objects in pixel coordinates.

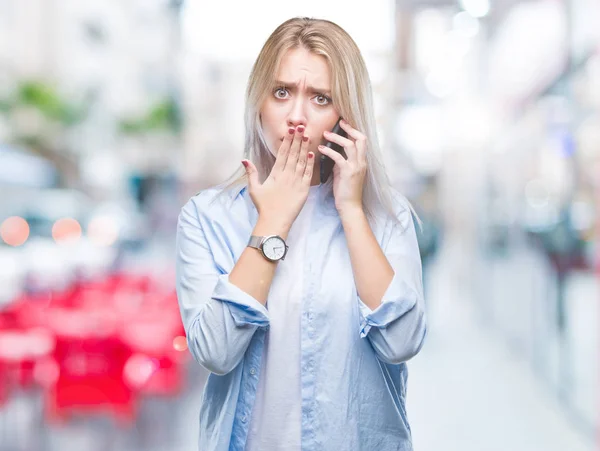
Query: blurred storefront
[
  {"left": 481, "top": 0, "right": 598, "bottom": 436},
  {"left": 392, "top": 0, "right": 598, "bottom": 440}
]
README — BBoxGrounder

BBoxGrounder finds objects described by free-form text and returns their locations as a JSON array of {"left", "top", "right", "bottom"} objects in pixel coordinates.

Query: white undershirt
[{"left": 245, "top": 184, "right": 320, "bottom": 451}]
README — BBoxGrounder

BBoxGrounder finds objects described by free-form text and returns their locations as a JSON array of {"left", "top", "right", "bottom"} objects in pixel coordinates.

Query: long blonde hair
[{"left": 215, "top": 17, "right": 412, "bottom": 229}]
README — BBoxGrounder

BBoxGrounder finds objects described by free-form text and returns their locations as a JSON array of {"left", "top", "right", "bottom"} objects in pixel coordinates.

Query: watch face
[{"left": 262, "top": 236, "right": 286, "bottom": 261}]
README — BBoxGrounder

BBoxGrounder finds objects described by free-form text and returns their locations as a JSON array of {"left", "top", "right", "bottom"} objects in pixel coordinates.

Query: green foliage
[
  {"left": 0, "top": 80, "right": 85, "bottom": 125},
  {"left": 118, "top": 97, "right": 181, "bottom": 135}
]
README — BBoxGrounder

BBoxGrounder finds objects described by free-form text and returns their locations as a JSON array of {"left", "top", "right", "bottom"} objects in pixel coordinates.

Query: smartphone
[{"left": 319, "top": 118, "right": 348, "bottom": 184}]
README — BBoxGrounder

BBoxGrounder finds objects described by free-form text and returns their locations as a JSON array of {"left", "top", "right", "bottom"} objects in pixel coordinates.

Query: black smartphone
[{"left": 319, "top": 117, "right": 348, "bottom": 184}]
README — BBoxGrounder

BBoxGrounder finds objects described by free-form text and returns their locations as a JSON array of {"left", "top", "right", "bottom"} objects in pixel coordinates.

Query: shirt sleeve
[
  {"left": 357, "top": 198, "right": 427, "bottom": 365},
  {"left": 175, "top": 198, "right": 270, "bottom": 375}
]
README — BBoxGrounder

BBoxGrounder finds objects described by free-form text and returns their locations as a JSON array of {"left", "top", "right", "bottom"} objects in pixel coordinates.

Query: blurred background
[{"left": 0, "top": 0, "right": 598, "bottom": 450}]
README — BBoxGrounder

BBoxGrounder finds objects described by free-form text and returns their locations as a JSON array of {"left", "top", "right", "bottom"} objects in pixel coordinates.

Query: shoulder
[
  {"left": 386, "top": 187, "right": 420, "bottom": 235},
  {"left": 389, "top": 187, "right": 411, "bottom": 215},
  {"left": 179, "top": 182, "right": 247, "bottom": 225}
]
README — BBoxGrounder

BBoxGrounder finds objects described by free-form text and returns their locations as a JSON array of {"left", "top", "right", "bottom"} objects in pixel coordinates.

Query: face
[{"left": 259, "top": 47, "right": 340, "bottom": 173}]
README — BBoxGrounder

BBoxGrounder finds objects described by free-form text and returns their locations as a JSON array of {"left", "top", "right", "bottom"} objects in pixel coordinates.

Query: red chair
[
  {"left": 120, "top": 311, "right": 188, "bottom": 397},
  {"left": 0, "top": 327, "right": 56, "bottom": 390},
  {"left": 1, "top": 268, "right": 186, "bottom": 427},
  {"left": 44, "top": 308, "right": 136, "bottom": 425}
]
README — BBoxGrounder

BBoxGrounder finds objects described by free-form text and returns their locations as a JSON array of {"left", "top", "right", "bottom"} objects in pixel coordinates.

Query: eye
[
  {"left": 314, "top": 94, "right": 331, "bottom": 106},
  {"left": 273, "top": 87, "right": 288, "bottom": 99}
]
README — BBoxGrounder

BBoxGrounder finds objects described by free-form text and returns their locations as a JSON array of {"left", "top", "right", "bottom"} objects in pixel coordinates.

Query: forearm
[
  {"left": 228, "top": 217, "right": 290, "bottom": 306},
  {"left": 339, "top": 207, "right": 394, "bottom": 310}
]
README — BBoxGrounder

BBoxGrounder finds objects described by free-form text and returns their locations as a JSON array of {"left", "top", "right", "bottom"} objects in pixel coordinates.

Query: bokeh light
[
  {"left": 123, "top": 354, "right": 158, "bottom": 388},
  {"left": 0, "top": 216, "right": 30, "bottom": 246},
  {"left": 52, "top": 218, "right": 82, "bottom": 243},
  {"left": 173, "top": 335, "right": 188, "bottom": 352}
]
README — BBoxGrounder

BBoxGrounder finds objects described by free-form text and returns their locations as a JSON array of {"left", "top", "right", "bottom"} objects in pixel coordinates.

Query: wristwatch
[{"left": 247, "top": 235, "right": 289, "bottom": 262}]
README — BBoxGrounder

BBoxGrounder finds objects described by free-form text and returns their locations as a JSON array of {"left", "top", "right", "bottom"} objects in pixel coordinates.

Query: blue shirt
[{"left": 175, "top": 182, "right": 427, "bottom": 451}]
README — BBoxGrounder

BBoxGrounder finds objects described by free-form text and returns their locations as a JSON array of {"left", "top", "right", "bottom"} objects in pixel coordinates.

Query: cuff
[
  {"left": 212, "top": 274, "right": 270, "bottom": 328},
  {"left": 358, "top": 273, "right": 420, "bottom": 338}
]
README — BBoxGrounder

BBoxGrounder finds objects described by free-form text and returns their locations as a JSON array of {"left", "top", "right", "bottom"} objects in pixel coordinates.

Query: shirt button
[
  {"left": 308, "top": 313, "right": 314, "bottom": 321},
  {"left": 249, "top": 367, "right": 256, "bottom": 375},
  {"left": 241, "top": 415, "right": 248, "bottom": 422}
]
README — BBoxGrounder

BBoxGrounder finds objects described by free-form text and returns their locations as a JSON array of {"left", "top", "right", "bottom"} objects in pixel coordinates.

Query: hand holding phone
[{"left": 319, "top": 117, "right": 348, "bottom": 184}]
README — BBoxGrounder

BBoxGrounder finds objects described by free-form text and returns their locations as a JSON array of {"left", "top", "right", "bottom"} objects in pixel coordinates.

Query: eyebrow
[{"left": 274, "top": 80, "right": 331, "bottom": 94}]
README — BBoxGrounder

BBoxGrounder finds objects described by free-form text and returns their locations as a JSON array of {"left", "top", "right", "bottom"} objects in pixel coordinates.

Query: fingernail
[
  {"left": 297, "top": 126, "right": 305, "bottom": 133},
  {"left": 288, "top": 128, "right": 295, "bottom": 134},
  {"left": 308, "top": 152, "right": 314, "bottom": 159},
  {"left": 241, "top": 160, "right": 248, "bottom": 168},
  {"left": 302, "top": 136, "right": 309, "bottom": 142}
]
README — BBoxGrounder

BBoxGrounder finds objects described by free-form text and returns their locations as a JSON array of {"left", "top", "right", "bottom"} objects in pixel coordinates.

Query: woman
[{"left": 176, "top": 17, "right": 427, "bottom": 451}]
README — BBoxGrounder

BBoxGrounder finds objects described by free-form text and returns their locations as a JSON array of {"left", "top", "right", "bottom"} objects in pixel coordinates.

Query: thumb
[{"left": 242, "top": 160, "right": 259, "bottom": 189}]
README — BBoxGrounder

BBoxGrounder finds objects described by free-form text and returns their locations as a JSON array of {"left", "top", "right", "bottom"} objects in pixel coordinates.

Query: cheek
[
  {"left": 261, "top": 107, "right": 288, "bottom": 155},
  {"left": 261, "top": 111, "right": 282, "bottom": 139},
  {"left": 259, "top": 112, "right": 276, "bottom": 141},
  {"left": 313, "top": 117, "right": 339, "bottom": 144},
  {"left": 261, "top": 124, "right": 279, "bottom": 157},
  {"left": 261, "top": 100, "right": 285, "bottom": 121}
]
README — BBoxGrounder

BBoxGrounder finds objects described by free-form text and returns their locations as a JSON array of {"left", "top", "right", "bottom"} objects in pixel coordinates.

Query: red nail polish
[
  {"left": 288, "top": 128, "right": 295, "bottom": 134},
  {"left": 241, "top": 160, "right": 248, "bottom": 168},
  {"left": 302, "top": 136, "right": 309, "bottom": 142},
  {"left": 297, "top": 126, "right": 305, "bottom": 133},
  {"left": 308, "top": 152, "right": 314, "bottom": 158}
]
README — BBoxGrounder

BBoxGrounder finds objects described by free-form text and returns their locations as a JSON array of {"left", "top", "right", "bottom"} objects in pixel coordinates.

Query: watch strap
[{"left": 248, "top": 235, "right": 264, "bottom": 248}]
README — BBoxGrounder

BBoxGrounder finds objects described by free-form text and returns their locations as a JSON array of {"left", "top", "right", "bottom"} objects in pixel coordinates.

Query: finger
[
  {"left": 340, "top": 120, "right": 368, "bottom": 165},
  {"left": 242, "top": 159, "right": 260, "bottom": 190},
  {"left": 284, "top": 127, "right": 304, "bottom": 172},
  {"left": 323, "top": 129, "right": 356, "bottom": 162},
  {"left": 295, "top": 135, "right": 310, "bottom": 178},
  {"left": 303, "top": 152, "right": 315, "bottom": 183},
  {"left": 323, "top": 129, "right": 354, "bottom": 149},
  {"left": 272, "top": 127, "right": 295, "bottom": 174},
  {"left": 318, "top": 144, "right": 347, "bottom": 167},
  {"left": 338, "top": 119, "right": 366, "bottom": 142}
]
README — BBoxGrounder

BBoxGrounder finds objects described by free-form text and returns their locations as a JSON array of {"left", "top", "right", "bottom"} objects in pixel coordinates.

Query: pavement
[{"left": 407, "top": 242, "right": 595, "bottom": 451}]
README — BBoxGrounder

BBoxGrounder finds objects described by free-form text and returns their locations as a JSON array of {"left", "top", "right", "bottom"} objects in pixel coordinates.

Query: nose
[{"left": 286, "top": 97, "right": 307, "bottom": 129}]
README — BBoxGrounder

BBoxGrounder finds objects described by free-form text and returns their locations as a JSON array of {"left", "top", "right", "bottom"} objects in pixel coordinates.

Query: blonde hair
[{"left": 215, "top": 17, "right": 414, "bottom": 229}]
